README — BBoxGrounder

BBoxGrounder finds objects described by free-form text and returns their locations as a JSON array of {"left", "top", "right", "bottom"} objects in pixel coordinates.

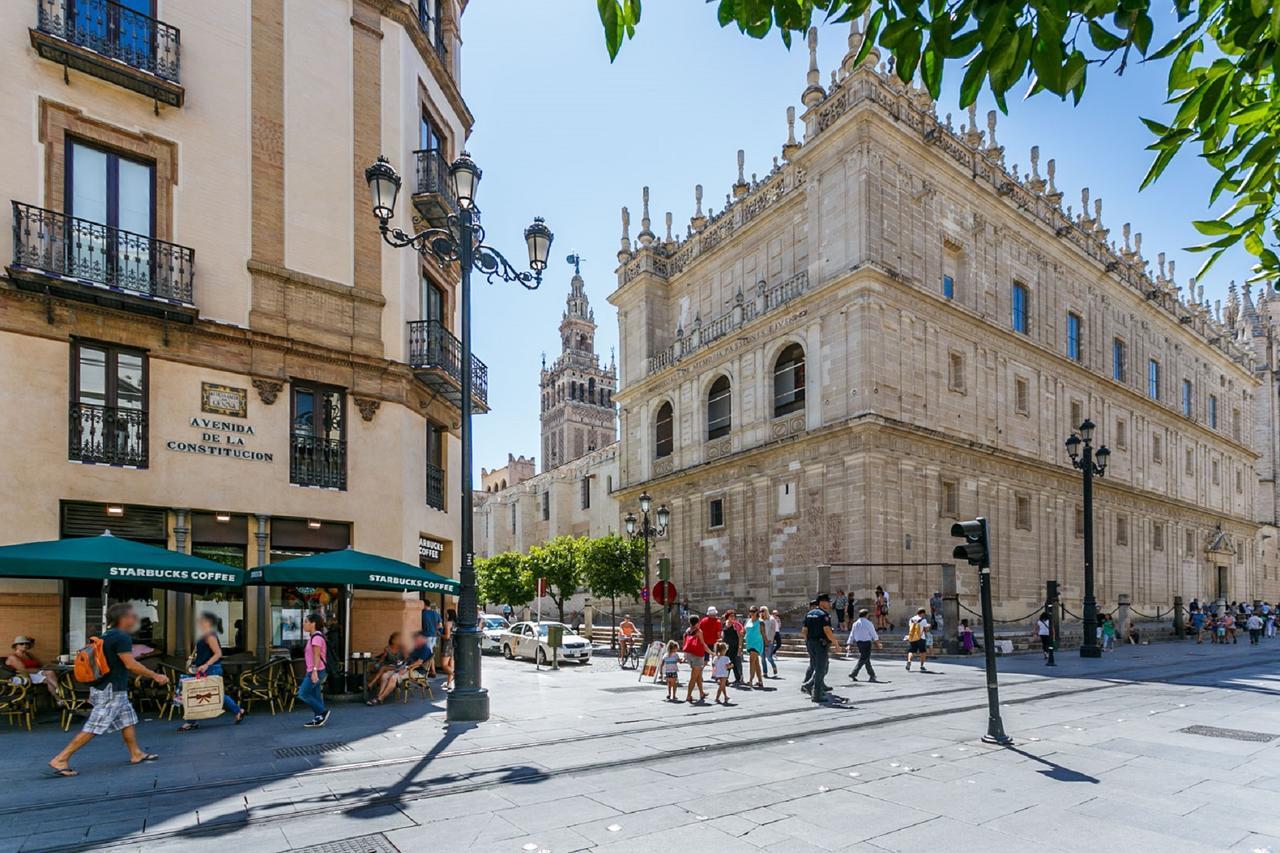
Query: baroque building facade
[
  {"left": 609, "top": 22, "right": 1278, "bottom": 619},
  {"left": 0, "top": 0, "right": 476, "bottom": 656}
]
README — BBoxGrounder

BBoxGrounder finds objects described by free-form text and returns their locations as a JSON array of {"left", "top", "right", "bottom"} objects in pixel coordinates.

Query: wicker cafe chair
[
  {"left": 398, "top": 667, "right": 434, "bottom": 703},
  {"left": 0, "top": 681, "right": 32, "bottom": 731},
  {"left": 274, "top": 657, "right": 301, "bottom": 713},
  {"left": 238, "top": 661, "right": 280, "bottom": 716},
  {"left": 132, "top": 662, "right": 181, "bottom": 719},
  {"left": 52, "top": 672, "right": 90, "bottom": 732}
]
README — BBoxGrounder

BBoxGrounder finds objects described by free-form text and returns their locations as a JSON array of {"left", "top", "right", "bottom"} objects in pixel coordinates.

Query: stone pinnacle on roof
[
  {"left": 617, "top": 206, "right": 631, "bottom": 262},
  {"left": 802, "top": 27, "right": 825, "bottom": 107},
  {"left": 638, "top": 186, "right": 655, "bottom": 246},
  {"left": 690, "top": 183, "right": 707, "bottom": 232},
  {"left": 783, "top": 106, "right": 800, "bottom": 161},
  {"left": 733, "top": 149, "right": 749, "bottom": 198}
]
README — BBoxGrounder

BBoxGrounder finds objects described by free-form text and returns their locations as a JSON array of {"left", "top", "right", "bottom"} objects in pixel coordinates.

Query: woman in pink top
[{"left": 298, "top": 613, "right": 330, "bottom": 728}]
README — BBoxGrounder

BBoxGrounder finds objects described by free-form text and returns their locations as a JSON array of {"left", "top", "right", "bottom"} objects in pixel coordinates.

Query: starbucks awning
[
  {"left": 249, "top": 548, "right": 460, "bottom": 594},
  {"left": 0, "top": 532, "right": 245, "bottom": 588}
]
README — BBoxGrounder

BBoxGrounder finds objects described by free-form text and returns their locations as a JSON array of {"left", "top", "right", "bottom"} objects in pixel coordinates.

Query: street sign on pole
[{"left": 652, "top": 580, "right": 677, "bottom": 606}]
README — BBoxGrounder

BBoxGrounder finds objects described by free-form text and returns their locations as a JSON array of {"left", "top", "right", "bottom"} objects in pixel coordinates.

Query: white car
[
  {"left": 480, "top": 614, "right": 509, "bottom": 653},
  {"left": 501, "top": 621, "right": 593, "bottom": 665}
]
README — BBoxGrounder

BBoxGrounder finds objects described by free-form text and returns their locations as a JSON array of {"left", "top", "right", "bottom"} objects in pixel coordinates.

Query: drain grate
[
  {"left": 293, "top": 833, "right": 398, "bottom": 853},
  {"left": 1178, "top": 725, "right": 1277, "bottom": 743},
  {"left": 274, "top": 741, "right": 354, "bottom": 759}
]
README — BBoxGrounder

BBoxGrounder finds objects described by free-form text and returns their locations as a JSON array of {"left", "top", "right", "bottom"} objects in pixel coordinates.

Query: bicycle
[{"left": 618, "top": 639, "right": 642, "bottom": 669}]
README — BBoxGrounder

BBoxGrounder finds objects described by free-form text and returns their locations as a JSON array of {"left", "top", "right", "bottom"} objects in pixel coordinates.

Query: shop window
[
  {"left": 70, "top": 340, "right": 147, "bottom": 467},
  {"left": 290, "top": 381, "right": 346, "bottom": 490}
]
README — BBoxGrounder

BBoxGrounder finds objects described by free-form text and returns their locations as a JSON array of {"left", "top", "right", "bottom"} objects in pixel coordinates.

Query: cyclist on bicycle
[{"left": 619, "top": 615, "right": 637, "bottom": 660}]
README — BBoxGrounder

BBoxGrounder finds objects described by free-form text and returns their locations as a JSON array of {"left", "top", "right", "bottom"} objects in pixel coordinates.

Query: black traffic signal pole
[{"left": 952, "top": 516, "right": 1012, "bottom": 746}]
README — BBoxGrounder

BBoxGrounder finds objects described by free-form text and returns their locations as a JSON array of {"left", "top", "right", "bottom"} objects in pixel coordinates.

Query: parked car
[
  {"left": 480, "top": 614, "right": 509, "bottom": 654},
  {"left": 500, "top": 621, "right": 593, "bottom": 665}
]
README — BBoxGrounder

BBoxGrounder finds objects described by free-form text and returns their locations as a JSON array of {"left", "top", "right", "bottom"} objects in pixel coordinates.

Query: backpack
[{"left": 74, "top": 636, "right": 110, "bottom": 684}]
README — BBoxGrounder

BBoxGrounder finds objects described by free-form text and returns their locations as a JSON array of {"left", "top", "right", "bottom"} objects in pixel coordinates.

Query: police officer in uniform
[{"left": 801, "top": 594, "right": 840, "bottom": 703}]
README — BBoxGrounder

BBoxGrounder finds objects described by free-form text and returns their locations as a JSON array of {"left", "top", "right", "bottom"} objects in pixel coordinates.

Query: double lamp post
[
  {"left": 365, "top": 152, "right": 552, "bottom": 723},
  {"left": 624, "top": 492, "right": 669, "bottom": 646},
  {"left": 1065, "top": 418, "right": 1110, "bottom": 659}
]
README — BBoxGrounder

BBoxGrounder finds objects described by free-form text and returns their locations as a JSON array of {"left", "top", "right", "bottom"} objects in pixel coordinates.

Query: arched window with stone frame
[
  {"left": 706, "top": 375, "right": 732, "bottom": 441},
  {"left": 773, "top": 343, "right": 806, "bottom": 417},
  {"left": 654, "top": 401, "right": 674, "bottom": 459}
]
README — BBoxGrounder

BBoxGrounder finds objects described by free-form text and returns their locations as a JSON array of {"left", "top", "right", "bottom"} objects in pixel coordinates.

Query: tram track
[{"left": 44, "top": 652, "right": 1268, "bottom": 851}]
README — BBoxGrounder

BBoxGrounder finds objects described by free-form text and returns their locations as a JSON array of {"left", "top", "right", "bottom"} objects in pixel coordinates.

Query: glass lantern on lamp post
[
  {"left": 1065, "top": 418, "right": 1110, "bottom": 659},
  {"left": 625, "top": 492, "right": 670, "bottom": 646}
]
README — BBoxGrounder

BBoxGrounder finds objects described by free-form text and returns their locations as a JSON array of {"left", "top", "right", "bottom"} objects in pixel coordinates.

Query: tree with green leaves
[
  {"left": 597, "top": 0, "right": 1280, "bottom": 284},
  {"left": 475, "top": 551, "right": 536, "bottom": 611},
  {"left": 581, "top": 534, "right": 646, "bottom": 649},
  {"left": 524, "top": 535, "right": 586, "bottom": 624}
]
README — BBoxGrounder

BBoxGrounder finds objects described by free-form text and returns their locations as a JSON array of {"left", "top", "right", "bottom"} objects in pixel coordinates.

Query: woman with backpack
[
  {"left": 298, "top": 613, "right": 330, "bottom": 728},
  {"left": 178, "top": 612, "right": 247, "bottom": 731}
]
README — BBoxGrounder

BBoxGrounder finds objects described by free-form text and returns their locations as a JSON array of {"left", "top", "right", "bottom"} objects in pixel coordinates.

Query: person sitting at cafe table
[
  {"left": 368, "top": 632, "right": 406, "bottom": 689},
  {"left": 367, "top": 633, "right": 431, "bottom": 705},
  {"left": 177, "top": 612, "right": 247, "bottom": 731},
  {"left": 5, "top": 636, "right": 60, "bottom": 703}
]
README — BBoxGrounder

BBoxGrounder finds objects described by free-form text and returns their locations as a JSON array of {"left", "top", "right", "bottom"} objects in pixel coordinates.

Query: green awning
[
  {"left": 249, "top": 548, "right": 460, "bottom": 595},
  {"left": 0, "top": 533, "right": 245, "bottom": 588}
]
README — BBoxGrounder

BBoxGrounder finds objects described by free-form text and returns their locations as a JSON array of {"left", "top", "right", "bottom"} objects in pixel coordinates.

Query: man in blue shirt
[{"left": 801, "top": 594, "right": 839, "bottom": 703}]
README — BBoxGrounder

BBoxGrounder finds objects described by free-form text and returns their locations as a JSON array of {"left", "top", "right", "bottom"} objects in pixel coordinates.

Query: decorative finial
[
  {"left": 1079, "top": 187, "right": 1092, "bottom": 226},
  {"left": 841, "top": 13, "right": 862, "bottom": 76},
  {"left": 566, "top": 252, "right": 583, "bottom": 276},
  {"left": 664, "top": 211, "right": 673, "bottom": 243},
  {"left": 1027, "top": 146, "right": 1045, "bottom": 192},
  {"left": 1093, "top": 198, "right": 1107, "bottom": 238},
  {"left": 1169, "top": 259, "right": 1177, "bottom": 285},
  {"left": 638, "top": 186, "right": 654, "bottom": 246},
  {"left": 963, "top": 103, "right": 982, "bottom": 146},
  {"left": 802, "top": 27, "right": 825, "bottom": 107},
  {"left": 986, "top": 110, "right": 999, "bottom": 150},
  {"left": 1122, "top": 223, "right": 1132, "bottom": 254},
  {"left": 1133, "top": 231, "right": 1143, "bottom": 258},
  {"left": 618, "top": 206, "right": 631, "bottom": 261},
  {"left": 733, "top": 149, "right": 748, "bottom": 197},
  {"left": 783, "top": 106, "right": 800, "bottom": 160},
  {"left": 691, "top": 184, "right": 706, "bottom": 231},
  {"left": 1157, "top": 251, "right": 1167, "bottom": 280}
]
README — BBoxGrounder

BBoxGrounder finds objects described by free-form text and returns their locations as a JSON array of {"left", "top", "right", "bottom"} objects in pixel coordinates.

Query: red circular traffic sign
[{"left": 651, "top": 580, "right": 677, "bottom": 606}]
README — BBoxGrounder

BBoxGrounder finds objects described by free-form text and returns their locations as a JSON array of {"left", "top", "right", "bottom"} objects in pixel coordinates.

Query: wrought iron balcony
[
  {"left": 289, "top": 433, "right": 347, "bottom": 491},
  {"left": 10, "top": 202, "right": 196, "bottom": 318},
  {"left": 411, "top": 148, "right": 457, "bottom": 228},
  {"left": 417, "top": 0, "right": 447, "bottom": 60},
  {"left": 408, "top": 319, "right": 489, "bottom": 413},
  {"left": 69, "top": 401, "right": 147, "bottom": 467},
  {"left": 31, "top": 0, "right": 184, "bottom": 107},
  {"left": 426, "top": 462, "right": 446, "bottom": 510}
]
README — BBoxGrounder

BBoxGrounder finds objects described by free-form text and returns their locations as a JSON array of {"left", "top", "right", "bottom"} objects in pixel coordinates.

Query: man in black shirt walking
[{"left": 801, "top": 594, "right": 839, "bottom": 703}]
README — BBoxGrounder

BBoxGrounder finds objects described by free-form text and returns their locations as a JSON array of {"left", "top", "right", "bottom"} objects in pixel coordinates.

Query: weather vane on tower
[{"left": 566, "top": 252, "right": 584, "bottom": 275}]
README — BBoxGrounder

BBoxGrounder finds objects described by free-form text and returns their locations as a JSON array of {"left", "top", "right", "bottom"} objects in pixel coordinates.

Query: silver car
[{"left": 480, "top": 614, "right": 509, "bottom": 654}]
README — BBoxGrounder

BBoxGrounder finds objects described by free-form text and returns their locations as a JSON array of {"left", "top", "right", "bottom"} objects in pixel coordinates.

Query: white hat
[
  {"left": 11, "top": 636, "right": 33, "bottom": 648},
  {"left": 706, "top": 606, "right": 718, "bottom": 616}
]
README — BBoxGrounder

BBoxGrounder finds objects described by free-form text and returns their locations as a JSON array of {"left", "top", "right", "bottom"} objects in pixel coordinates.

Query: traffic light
[{"left": 951, "top": 517, "right": 990, "bottom": 568}]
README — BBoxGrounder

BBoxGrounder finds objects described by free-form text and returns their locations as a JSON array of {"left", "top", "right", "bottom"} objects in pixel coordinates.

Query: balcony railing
[
  {"left": 289, "top": 433, "right": 347, "bottom": 490},
  {"left": 69, "top": 401, "right": 147, "bottom": 467},
  {"left": 408, "top": 319, "right": 489, "bottom": 411},
  {"left": 32, "top": 0, "right": 183, "bottom": 105},
  {"left": 11, "top": 202, "right": 195, "bottom": 307},
  {"left": 411, "top": 148, "right": 457, "bottom": 226},
  {"left": 417, "top": 0, "right": 447, "bottom": 59},
  {"left": 426, "top": 462, "right": 445, "bottom": 510}
]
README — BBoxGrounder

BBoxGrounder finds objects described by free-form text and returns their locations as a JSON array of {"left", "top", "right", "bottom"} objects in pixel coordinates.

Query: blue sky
[{"left": 460, "top": 3, "right": 1249, "bottom": 478}]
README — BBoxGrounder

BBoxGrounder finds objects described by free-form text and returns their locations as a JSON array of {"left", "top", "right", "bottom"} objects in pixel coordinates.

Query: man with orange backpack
[{"left": 46, "top": 603, "right": 169, "bottom": 778}]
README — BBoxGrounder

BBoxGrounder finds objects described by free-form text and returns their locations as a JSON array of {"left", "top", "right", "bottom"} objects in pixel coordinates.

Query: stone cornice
[{"left": 364, "top": 0, "right": 474, "bottom": 133}]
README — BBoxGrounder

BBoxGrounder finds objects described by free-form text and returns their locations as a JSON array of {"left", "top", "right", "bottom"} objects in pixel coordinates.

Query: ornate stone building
[
  {"left": 481, "top": 453, "right": 536, "bottom": 493},
  {"left": 540, "top": 254, "right": 618, "bottom": 471},
  {"left": 610, "top": 21, "right": 1277, "bottom": 619},
  {"left": 0, "top": 0, "right": 475, "bottom": 656}
]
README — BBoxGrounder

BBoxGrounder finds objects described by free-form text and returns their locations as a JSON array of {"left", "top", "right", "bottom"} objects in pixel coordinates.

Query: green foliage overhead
[
  {"left": 596, "top": 0, "right": 1280, "bottom": 284},
  {"left": 475, "top": 551, "right": 535, "bottom": 608}
]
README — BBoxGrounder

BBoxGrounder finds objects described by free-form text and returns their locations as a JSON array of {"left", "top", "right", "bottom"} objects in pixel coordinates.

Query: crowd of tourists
[{"left": 1187, "top": 598, "right": 1278, "bottom": 645}]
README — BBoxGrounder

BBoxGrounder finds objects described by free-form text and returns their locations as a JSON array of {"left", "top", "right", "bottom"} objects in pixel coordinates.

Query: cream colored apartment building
[
  {"left": 609, "top": 24, "right": 1276, "bottom": 619},
  {"left": 0, "top": 0, "right": 479, "bottom": 656}
]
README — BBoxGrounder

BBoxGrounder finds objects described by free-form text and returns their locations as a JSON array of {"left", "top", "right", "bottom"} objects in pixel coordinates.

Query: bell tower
[{"left": 539, "top": 254, "right": 617, "bottom": 471}]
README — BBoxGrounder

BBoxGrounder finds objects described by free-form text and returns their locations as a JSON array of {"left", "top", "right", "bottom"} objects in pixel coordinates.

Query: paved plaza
[{"left": 3, "top": 640, "right": 1279, "bottom": 852}]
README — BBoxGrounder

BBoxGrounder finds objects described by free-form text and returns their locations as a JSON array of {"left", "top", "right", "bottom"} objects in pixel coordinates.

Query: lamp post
[
  {"left": 1065, "top": 418, "right": 1110, "bottom": 659},
  {"left": 365, "top": 153, "right": 552, "bottom": 723},
  {"left": 624, "top": 492, "right": 669, "bottom": 646}
]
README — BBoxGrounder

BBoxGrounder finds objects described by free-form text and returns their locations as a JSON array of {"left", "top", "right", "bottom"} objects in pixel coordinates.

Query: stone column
[
  {"left": 1173, "top": 595, "right": 1185, "bottom": 639},
  {"left": 941, "top": 563, "right": 960, "bottom": 654},
  {"left": 1117, "top": 593, "right": 1132, "bottom": 641}
]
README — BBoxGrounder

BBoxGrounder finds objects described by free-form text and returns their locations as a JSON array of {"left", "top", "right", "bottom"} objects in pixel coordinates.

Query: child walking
[
  {"left": 711, "top": 642, "right": 731, "bottom": 704},
  {"left": 661, "top": 640, "right": 681, "bottom": 701},
  {"left": 960, "top": 619, "right": 975, "bottom": 654}
]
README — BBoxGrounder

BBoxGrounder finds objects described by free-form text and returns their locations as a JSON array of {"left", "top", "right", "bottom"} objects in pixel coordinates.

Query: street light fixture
[
  {"left": 365, "top": 152, "right": 552, "bottom": 723},
  {"left": 1065, "top": 418, "right": 1109, "bottom": 659},
  {"left": 625, "top": 492, "right": 669, "bottom": 646}
]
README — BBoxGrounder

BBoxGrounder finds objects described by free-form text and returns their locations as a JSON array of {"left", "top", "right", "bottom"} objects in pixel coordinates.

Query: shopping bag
[{"left": 180, "top": 674, "right": 225, "bottom": 720}]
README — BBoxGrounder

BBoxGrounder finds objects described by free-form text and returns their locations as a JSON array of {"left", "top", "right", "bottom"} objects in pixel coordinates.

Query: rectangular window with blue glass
[
  {"left": 942, "top": 275, "right": 954, "bottom": 299},
  {"left": 1011, "top": 282, "right": 1028, "bottom": 333},
  {"left": 1148, "top": 359, "right": 1160, "bottom": 400},
  {"left": 1067, "top": 313, "right": 1081, "bottom": 361},
  {"left": 1112, "top": 339, "right": 1127, "bottom": 382},
  {"left": 1182, "top": 379, "right": 1192, "bottom": 418}
]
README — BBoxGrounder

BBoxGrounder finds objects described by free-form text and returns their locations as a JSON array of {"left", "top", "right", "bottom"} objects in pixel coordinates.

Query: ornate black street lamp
[
  {"left": 365, "top": 153, "right": 551, "bottom": 723},
  {"left": 1065, "top": 418, "right": 1110, "bottom": 659},
  {"left": 624, "top": 492, "right": 669, "bottom": 646}
]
